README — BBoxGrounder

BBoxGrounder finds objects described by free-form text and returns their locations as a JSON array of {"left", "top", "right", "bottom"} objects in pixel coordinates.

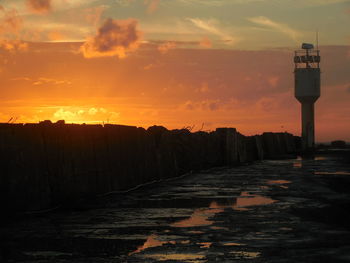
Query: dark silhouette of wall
[{"left": 0, "top": 123, "right": 299, "bottom": 213}]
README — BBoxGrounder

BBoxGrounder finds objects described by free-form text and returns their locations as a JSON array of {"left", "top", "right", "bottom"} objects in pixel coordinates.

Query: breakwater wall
[{"left": 0, "top": 123, "right": 300, "bottom": 213}]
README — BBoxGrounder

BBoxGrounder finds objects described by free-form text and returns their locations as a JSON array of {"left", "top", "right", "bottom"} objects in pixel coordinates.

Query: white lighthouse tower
[{"left": 294, "top": 43, "right": 321, "bottom": 152}]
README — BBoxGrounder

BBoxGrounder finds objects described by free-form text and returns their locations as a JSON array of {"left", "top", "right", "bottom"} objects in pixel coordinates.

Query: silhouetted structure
[
  {"left": 0, "top": 122, "right": 299, "bottom": 214},
  {"left": 294, "top": 43, "right": 321, "bottom": 153},
  {"left": 331, "top": 140, "right": 347, "bottom": 148}
]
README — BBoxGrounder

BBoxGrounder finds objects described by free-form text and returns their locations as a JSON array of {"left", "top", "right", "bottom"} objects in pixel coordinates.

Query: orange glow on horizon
[{"left": 0, "top": 42, "right": 349, "bottom": 142}]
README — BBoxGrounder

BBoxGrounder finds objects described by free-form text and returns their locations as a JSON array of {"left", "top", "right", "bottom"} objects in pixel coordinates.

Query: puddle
[
  {"left": 129, "top": 235, "right": 191, "bottom": 255},
  {"left": 279, "top": 227, "right": 293, "bottom": 231},
  {"left": 230, "top": 251, "right": 261, "bottom": 259},
  {"left": 132, "top": 193, "right": 276, "bottom": 256},
  {"left": 143, "top": 253, "right": 206, "bottom": 262},
  {"left": 233, "top": 192, "right": 277, "bottom": 210},
  {"left": 129, "top": 235, "right": 167, "bottom": 255},
  {"left": 189, "top": 230, "right": 204, "bottom": 234},
  {"left": 314, "top": 171, "right": 350, "bottom": 175},
  {"left": 293, "top": 162, "right": 302, "bottom": 168},
  {"left": 171, "top": 204, "right": 224, "bottom": 228},
  {"left": 198, "top": 242, "right": 212, "bottom": 248},
  {"left": 315, "top": 156, "right": 327, "bottom": 161},
  {"left": 267, "top": 180, "right": 291, "bottom": 189},
  {"left": 293, "top": 156, "right": 302, "bottom": 168},
  {"left": 267, "top": 180, "right": 291, "bottom": 185}
]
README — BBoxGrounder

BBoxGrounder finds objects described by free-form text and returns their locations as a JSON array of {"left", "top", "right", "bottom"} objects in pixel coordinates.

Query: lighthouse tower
[{"left": 294, "top": 43, "right": 321, "bottom": 152}]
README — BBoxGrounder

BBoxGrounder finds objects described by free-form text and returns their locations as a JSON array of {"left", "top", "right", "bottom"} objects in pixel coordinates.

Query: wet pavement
[{"left": 2, "top": 150, "right": 350, "bottom": 262}]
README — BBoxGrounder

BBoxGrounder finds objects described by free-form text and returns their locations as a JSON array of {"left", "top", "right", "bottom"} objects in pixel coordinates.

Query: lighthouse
[{"left": 294, "top": 43, "right": 321, "bottom": 152}]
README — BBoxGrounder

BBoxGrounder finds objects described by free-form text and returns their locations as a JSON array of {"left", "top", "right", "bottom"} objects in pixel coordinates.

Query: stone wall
[{"left": 0, "top": 123, "right": 299, "bottom": 213}]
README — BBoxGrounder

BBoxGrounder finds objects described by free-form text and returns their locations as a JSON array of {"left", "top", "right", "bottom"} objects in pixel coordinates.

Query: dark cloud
[
  {"left": 26, "top": 0, "right": 51, "bottom": 14},
  {"left": 80, "top": 18, "right": 141, "bottom": 58}
]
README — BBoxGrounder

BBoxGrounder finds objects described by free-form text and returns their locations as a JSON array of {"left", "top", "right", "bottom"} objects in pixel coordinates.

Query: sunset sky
[{"left": 0, "top": 0, "right": 349, "bottom": 142}]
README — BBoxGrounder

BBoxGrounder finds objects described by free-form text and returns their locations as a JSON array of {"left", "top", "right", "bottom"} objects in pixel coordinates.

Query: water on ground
[{"left": 2, "top": 151, "right": 350, "bottom": 262}]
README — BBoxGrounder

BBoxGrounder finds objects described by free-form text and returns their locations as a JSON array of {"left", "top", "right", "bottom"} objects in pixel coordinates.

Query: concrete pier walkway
[{"left": 2, "top": 151, "right": 350, "bottom": 262}]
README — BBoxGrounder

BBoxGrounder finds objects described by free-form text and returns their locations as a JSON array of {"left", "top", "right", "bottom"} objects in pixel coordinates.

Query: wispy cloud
[
  {"left": 177, "top": 0, "right": 225, "bottom": 6},
  {"left": 158, "top": 41, "right": 176, "bottom": 54},
  {"left": 188, "top": 18, "right": 239, "bottom": 45},
  {"left": 248, "top": 16, "right": 302, "bottom": 42},
  {"left": 180, "top": 0, "right": 350, "bottom": 6}
]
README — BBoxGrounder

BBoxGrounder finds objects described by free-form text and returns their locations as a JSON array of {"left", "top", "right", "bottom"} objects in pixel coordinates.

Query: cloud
[
  {"left": 80, "top": 18, "right": 142, "bottom": 58},
  {"left": 31, "top": 77, "right": 72, "bottom": 86},
  {"left": 53, "top": 107, "right": 120, "bottom": 123},
  {"left": 180, "top": 0, "right": 349, "bottom": 7},
  {"left": 116, "top": 0, "right": 134, "bottom": 7},
  {"left": 0, "top": 6, "right": 22, "bottom": 35},
  {"left": 26, "top": 0, "right": 52, "bottom": 14},
  {"left": 178, "top": 0, "right": 225, "bottom": 6},
  {"left": 248, "top": 16, "right": 301, "bottom": 42},
  {"left": 199, "top": 37, "right": 212, "bottom": 48},
  {"left": 84, "top": 6, "right": 106, "bottom": 26},
  {"left": 188, "top": 18, "right": 238, "bottom": 45},
  {"left": 144, "top": 0, "right": 160, "bottom": 14},
  {"left": 158, "top": 41, "right": 176, "bottom": 54},
  {"left": 268, "top": 76, "right": 280, "bottom": 88},
  {"left": 182, "top": 99, "right": 221, "bottom": 111},
  {"left": 0, "top": 6, "right": 27, "bottom": 52},
  {"left": 118, "top": 0, "right": 161, "bottom": 13},
  {"left": 195, "top": 82, "right": 210, "bottom": 93},
  {"left": 0, "top": 40, "right": 28, "bottom": 52},
  {"left": 88, "top": 107, "right": 98, "bottom": 115}
]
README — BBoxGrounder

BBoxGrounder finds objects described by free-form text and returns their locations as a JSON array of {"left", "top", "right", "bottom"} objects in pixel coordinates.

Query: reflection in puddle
[
  {"left": 314, "top": 171, "right": 350, "bottom": 175},
  {"left": 130, "top": 235, "right": 191, "bottom": 256},
  {"left": 143, "top": 253, "right": 206, "bottom": 262},
  {"left": 267, "top": 180, "right": 291, "bottom": 185},
  {"left": 315, "top": 156, "right": 327, "bottom": 161},
  {"left": 233, "top": 192, "right": 277, "bottom": 210},
  {"left": 198, "top": 242, "right": 212, "bottom": 248},
  {"left": 129, "top": 235, "right": 166, "bottom": 255},
  {"left": 279, "top": 227, "right": 292, "bottom": 231},
  {"left": 189, "top": 230, "right": 204, "bottom": 234},
  {"left": 293, "top": 162, "right": 302, "bottom": 168},
  {"left": 172, "top": 192, "right": 277, "bottom": 229},
  {"left": 223, "top": 242, "right": 244, "bottom": 246},
  {"left": 267, "top": 180, "right": 291, "bottom": 189},
  {"left": 171, "top": 204, "right": 224, "bottom": 228},
  {"left": 293, "top": 156, "right": 302, "bottom": 168},
  {"left": 132, "top": 193, "right": 276, "bottom": 257},
  {"left": 230, "top": 251, "right": 261, "bottom": 259}
]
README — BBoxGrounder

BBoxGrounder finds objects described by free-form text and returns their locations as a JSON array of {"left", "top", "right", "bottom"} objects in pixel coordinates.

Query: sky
[{"left": 0, "top": 0, "right": 349, "bottom": 142}]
